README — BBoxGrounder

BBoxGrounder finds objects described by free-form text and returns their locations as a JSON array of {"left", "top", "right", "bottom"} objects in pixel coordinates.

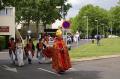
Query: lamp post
[
  {"left": 95, "top": 20, "right": 98, "bottom": 35},
  {"left": 101, "top": 23, "right": 105, "bottom": 37},
  {"left": 111, "top": 21, "right": 113, "bottom": 35},
  {"left": 56, "top": 0, "right": 65, "bottom": 19},
  {"left": 56, "top": 1, "right": 68, "bottom": 44},
  {"left": 83, "top": 16, "right": 89, "bottom": 39},
  {"left": 86, "top": 16, "right": 89, "bottom": 39}
]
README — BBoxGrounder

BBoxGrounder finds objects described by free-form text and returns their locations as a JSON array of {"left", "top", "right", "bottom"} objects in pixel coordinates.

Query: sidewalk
[
  {"left": 71, "top": 54, "right": 120, "bottom": 62},
  {"left": 1, "top": 49, "right": 120, "bottom": 62},
  {"left": 0, "top": 53, "right": 9, "bottom": 60},
  {"left": 0, "top": 49, "right": 8, "bottom": 53}
]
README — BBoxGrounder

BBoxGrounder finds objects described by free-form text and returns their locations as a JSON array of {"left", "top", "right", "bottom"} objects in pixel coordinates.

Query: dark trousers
[{"left": 28, "top": 58, "right": 32, "bottom": 64}]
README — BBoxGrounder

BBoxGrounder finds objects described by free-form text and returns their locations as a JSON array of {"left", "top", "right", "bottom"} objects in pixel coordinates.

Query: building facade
[{"left": 0, "top": 7, "right": 15, "bottom": 49}]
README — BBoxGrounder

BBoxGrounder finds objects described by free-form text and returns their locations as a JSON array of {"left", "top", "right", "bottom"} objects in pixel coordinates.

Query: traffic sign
[{"left": 62, "top": 21, "right": 70, "bottom": 29}]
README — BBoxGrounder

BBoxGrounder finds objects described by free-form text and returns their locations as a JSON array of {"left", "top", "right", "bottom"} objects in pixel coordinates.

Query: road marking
[
  {"left": 68, "top": 68, "right": 77, "bottom": 72},
  {"left": 1, "top": 65, "right": 17, "bottom": 73},
  {"left": 38, "top": 68, "right": 61, "bottom": 76}
]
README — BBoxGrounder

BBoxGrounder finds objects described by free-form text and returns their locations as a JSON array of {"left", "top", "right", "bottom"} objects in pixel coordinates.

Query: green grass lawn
[{"left": 69, "top": 38, "right": 120, "bottom": 59}]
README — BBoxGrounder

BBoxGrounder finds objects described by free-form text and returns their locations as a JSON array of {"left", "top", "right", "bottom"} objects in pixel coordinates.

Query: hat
[{"left": 56, "top": 29, "right": 62, "bottom": 37}]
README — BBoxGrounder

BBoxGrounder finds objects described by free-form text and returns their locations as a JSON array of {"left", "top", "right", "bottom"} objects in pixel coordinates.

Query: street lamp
[
  {"left": 101, "top": 23, "right": 105, "bottom": 37},
  {"left": 56, "top": 5, "right": 62, "bottom": 19},
  {"left": 83, "top": 16, "right": 89, "bottom": 39},
  {"left": 95, "top": 20, "right": 98, "bottom": 35},
  {"left": 111, "top": 21, "right": 113, "bottom": 35},
  {"left": 56, "top": 3, "right": 68, "bottom": 44}
]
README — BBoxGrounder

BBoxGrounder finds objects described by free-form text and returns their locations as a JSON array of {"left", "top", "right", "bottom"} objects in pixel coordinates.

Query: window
[
  {"left": 0, "top": 8, "right": 13, "bottom": 16},
  {"left": 6, "top": 8, "right": 12, "bottom": 16},
  {"left": 0, "top": 9, "right": 6, "bottom": 16}
]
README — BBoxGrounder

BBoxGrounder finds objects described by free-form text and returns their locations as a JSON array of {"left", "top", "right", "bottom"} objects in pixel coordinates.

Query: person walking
[
  {"left": 36, "top": 38, "right": 46, "bottom": 64},
  {"left": 25, "top": 39, "right": 35, "bottom": 64},
  {"left": 96, "top": 35, "right": 101, "bottom": 46},
  {"left": 16, "top": 38, "right": 24, "bottom": 66},
  {"left": 8, "top": 38, "right": 17, "bottom": 64}
]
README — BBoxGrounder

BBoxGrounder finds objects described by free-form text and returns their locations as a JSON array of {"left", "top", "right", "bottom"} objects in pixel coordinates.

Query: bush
[{"left": 0, "top": 36, "right": 6, "bottom": 50}]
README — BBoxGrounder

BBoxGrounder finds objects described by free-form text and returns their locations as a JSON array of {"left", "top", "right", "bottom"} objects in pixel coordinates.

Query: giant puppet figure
[{"left": 52, "top": 29, "right": 71, "bottom": 74}]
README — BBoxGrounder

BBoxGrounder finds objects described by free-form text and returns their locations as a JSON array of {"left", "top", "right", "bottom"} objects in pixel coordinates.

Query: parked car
[{"left": 108, "top": 35, "right": 119, "bottom": 38}]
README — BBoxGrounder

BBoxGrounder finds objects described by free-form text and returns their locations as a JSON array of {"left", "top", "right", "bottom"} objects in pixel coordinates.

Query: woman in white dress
[
  {"left": 16, "top": 38, "right": 24, "bottom": 66},
  {"left": 8, "top": 38, "right": 16, "bottom": 64}
]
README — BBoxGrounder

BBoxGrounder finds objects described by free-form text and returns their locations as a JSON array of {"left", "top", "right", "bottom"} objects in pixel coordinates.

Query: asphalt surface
[
  {"left": 72, "top": 39, "right": 91, "bottom": 47},
  {"left": 0, "top": 57, "right": 120, "bottom": 79}
]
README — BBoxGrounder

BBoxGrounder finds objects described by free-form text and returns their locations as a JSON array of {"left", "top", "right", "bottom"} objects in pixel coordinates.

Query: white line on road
[
  {"left": 68, "top": 68, "right": 77, "bottom": 72},
  {"left": 38, "top": 68, "right": 61, "bottom": 76},
  {"left": 1, "top": 65, "right": 17, "bottom": 73}
]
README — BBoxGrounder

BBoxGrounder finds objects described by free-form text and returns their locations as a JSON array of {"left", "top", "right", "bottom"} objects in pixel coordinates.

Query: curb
[
  {"left": 1, "top": 52, "right": 120, "bottom": 62},
  {"left": 71, "top": 55, "right": 120, "bottom": 62}
]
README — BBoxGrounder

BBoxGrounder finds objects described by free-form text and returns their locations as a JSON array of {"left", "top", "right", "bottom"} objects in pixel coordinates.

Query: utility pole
[
  {"left": 83, "top": 16, "right": 89, "bottom": 39},
  {"left": 86, "top": 16, "right": 89, "bottom": 39},
  {"left": 101, "top": 23, "right": 105, "bottom": 37},
  {"left": 111, "top": 21, "right": 113, "bottom": 35},
  {"left": 95, "top": 20, "right": 98, "bottom": 35},
  {"left": 103, "top": 25, "right": 105, "bottom": 36}
]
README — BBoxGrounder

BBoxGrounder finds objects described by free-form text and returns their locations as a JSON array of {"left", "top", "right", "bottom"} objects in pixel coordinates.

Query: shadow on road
[{"left": 60, "top": 70, "right": 101, "bottom": 79}]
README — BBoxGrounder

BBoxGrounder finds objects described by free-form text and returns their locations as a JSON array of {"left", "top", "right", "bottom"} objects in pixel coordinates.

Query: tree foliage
[
  {"left": 110, "top": 5, "right": 120, "bottom": 35},
  {"left": 0, "top": 0, "right": 71, "bottom": 30},
  {"left": 70, "top": 4, "right": 110, "bottom": 38}
]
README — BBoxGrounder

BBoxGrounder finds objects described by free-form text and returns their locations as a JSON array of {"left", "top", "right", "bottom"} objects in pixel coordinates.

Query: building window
[
  {"left": 0, "top": 9, "right": 6, "bottom": 16},
  {"left": 6, "top": 8, "right": 12, "bottom": 16},
  {"left": 0, "top": 8, "right": 13, "bottom": 16}
]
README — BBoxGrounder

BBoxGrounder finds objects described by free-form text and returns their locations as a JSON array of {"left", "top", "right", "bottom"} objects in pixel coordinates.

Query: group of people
[
  {"left": 8, "top": 29, "right": 71, "bottom": 74},
  {"left": 8, "top": 38, "right": 24, "bottom": 66}
]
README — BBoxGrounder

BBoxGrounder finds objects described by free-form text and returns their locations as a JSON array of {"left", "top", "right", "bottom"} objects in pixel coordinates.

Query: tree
[
  {"left": 110, "top": 5, "right": 120, "bottom": 36},
  {"left": 70, "top": 4, "right": 109, "bottom": 38},
  {"left": 0, "top": 0, "right": 71, "bottom": 38}
]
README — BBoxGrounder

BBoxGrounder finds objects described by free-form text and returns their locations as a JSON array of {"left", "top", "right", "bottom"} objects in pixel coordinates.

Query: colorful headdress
[{"left": 56, "top": 29, "right": 62, "bottom": 37}]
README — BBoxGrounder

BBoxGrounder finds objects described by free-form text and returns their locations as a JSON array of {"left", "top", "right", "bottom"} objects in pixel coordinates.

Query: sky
[
  {"left": 52, "top": 0, "right": 119, "bottom": 28},
  {"left": 66, "top": 0, "right": 119, "bottom": 18}
]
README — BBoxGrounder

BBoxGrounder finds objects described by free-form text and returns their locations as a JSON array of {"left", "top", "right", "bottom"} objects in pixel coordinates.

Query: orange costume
[
  {"left": 43, "top": 29, "right": 71, "bottom": 73},
  {"left": 52, "top": 29, "right": 71, "bottom": 73}
]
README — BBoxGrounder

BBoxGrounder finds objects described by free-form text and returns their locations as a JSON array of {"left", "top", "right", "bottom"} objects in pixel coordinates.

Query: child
[
  {"left": 26, "top": 39, "right": 35, "bottom": 64},
  {"left": 36, "top": 38, "right": 46, "bottom": 64}
]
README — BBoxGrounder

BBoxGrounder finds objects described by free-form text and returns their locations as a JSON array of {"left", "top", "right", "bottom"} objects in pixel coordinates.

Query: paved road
[
  {"left": 71, "top": 39, "right": 91, "bottom": 48},
  {"left": 0, "top": 56, "right": 120, "bottom": 79}
]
